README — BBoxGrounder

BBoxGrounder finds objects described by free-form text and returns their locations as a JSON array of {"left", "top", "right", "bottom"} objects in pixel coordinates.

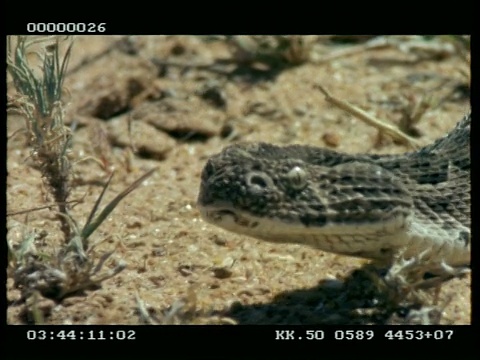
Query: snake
[{"left": 197, "top": 113, "right": 470, "bottom": 276}]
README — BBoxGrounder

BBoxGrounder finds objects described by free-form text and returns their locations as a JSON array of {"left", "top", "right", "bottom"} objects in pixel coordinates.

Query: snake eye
[{"left": 287, "top": 166, "right": 307, "bottom": 190}]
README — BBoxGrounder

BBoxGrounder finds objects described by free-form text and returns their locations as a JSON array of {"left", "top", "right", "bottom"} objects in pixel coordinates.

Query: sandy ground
[{"left": 6, "top": 35, "right": 470, "bottom": 325}]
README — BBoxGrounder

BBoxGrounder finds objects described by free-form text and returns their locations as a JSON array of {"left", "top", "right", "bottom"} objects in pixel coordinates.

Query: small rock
[
  {"left": 212, "top": 267, "right": 233, "bottom": 279},
  {"left": 322, "top": 132, "right": 340, "bottom": 147},
  {"left": 198, "top": 82, "right": 227, "bottom": 109},
  {"left": 131, "top": 98, "right": 223, "bottom": 140},
  {"left": 107, "top": 115, "right": 176, "bottom": 159}
]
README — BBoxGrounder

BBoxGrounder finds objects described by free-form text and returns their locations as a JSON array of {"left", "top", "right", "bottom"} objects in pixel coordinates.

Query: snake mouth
[
  {"left": 200, "top": 207, "right": 259, "bottom": 229},
  {"left": 208, "top": 209, "right": 237, "bottom": 221}
]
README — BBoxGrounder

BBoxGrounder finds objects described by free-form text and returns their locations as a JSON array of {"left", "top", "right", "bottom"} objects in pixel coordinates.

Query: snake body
[{"left": 197, "top": 114, "right": 470, "bottom": 273}]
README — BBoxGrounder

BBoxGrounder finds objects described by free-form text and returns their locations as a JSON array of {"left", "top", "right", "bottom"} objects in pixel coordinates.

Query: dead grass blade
[{"left": 316, "top": 84, "right": 420, "bottom": 149}]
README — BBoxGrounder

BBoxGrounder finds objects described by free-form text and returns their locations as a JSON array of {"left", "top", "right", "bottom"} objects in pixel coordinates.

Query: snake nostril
[
  {"left": 249, "top": 175, "right": 268, "bottom": 188},
  {"left": 246, "top": 171, "right": 273, "bottom": 192}
]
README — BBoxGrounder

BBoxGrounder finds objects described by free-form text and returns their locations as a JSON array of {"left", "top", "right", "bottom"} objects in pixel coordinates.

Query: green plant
[
  {"left": 7, "top": 36, "right": 156, "bottom": 318},
  {"left": 7, "top": 36, "right": 74, "bottom": 238}
]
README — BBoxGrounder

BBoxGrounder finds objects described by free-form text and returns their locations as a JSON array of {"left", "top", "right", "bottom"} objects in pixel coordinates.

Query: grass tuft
[
  {"left": 7, "top": 36, "right": 156, "bottom": 320},
  {"left": 8, "top": 36, "right": 74, "bottom": 238}
]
